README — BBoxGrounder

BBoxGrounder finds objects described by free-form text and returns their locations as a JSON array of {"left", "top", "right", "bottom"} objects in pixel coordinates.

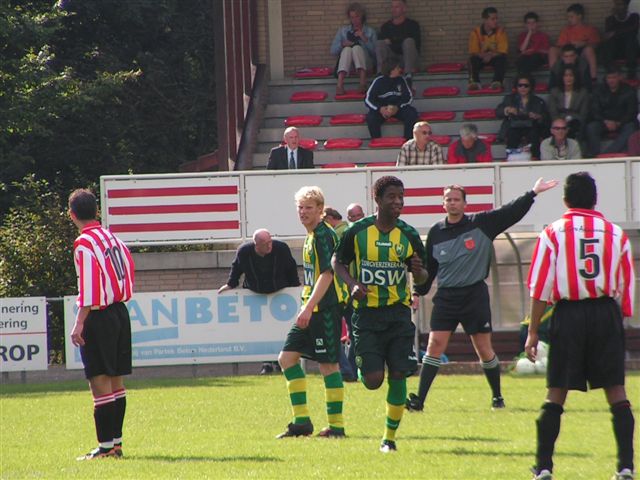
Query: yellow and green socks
[
  {"left": 324, "top": 371, "right": 344, "bottom": 433},
  {"left": 384, "top": 377, "right": 406, "bottom": 442},
  {"left": 284, "top": 364, "right": 310, "bottom": 424}
]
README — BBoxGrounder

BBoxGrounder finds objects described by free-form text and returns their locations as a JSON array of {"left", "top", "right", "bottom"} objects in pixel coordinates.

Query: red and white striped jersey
[
  {"left": 74, "top": 221, "right": 135, "bottom": 308},
  {"left": 528, "top": 209, "right": 635, "bottom": 317}
]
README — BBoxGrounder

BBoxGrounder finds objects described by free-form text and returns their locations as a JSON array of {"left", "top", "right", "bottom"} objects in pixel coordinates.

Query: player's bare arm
[
  {"left": 70, "top": 306, "right": 90, "bottom": 347},
  {"left": 296, "top": 270, "right": 334, "bottom": 329},
  {"left": 525, "top": 298, "right": 548, "bottom": 362}
]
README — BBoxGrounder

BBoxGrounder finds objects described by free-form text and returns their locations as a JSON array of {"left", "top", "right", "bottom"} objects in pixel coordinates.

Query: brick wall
[{"left": 255, "top": 0, "right": 611, "bottom": 76}]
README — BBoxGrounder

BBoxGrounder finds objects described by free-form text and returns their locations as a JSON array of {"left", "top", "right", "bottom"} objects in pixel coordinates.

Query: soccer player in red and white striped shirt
[
  {"left": 68, "top": 189, "right": 135, "bottom": 461},
  {"left": 526, "top": 172, "right": 635, "bottom": 480}
]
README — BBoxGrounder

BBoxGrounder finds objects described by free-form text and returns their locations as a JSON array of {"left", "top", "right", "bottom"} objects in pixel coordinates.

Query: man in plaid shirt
[{"left": 396, "top": 121, "right": 444, "bottom": 166}]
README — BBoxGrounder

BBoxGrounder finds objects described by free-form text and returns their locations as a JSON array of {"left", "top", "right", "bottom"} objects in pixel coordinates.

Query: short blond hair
[{"left": 295, "top": 186, "right": 325, "bottom": 208}]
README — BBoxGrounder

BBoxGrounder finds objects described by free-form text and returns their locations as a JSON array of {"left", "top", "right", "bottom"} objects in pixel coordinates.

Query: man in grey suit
[{"left": 267, "top": 126, "right": 315, "bottom": 170}]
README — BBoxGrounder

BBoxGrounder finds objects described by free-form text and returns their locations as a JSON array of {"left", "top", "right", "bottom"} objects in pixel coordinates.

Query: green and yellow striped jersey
[
  {"left": 302, "top": 221, "right": 346, "bottom": 311},
  {"left": 336, "top": 215, "right": 426, "bottom": 309}
]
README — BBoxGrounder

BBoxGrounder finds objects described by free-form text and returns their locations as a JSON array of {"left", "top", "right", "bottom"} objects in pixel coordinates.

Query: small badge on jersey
[
  {"left": 394, "top": 243, "right": 405, "bottom": 257},
  {"left": 464, "top": 236, "right": 475, "bottom": 250}
]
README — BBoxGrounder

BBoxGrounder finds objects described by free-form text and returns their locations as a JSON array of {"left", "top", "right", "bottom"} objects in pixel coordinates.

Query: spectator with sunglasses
[
  {"left": 396, "top": 121, "right": 444, "bottom": 166},
  {"left": 540, "top": 118, "right": 583, "bottom": 160},
  {"left": 496, "top": 73, "right": 550, "bottom": 159}
]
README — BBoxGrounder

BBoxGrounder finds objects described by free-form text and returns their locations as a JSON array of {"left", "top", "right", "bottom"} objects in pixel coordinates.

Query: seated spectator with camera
[{"left": 330, "top": 2, "right": 377, "bottom": 95}]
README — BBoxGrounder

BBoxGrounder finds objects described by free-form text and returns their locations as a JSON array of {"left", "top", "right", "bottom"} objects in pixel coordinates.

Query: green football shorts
[
  {"left": 351, "top": 303, "right": 417, "bottom": 375},
  {"left": 281, "top": 303, "right": 342, "bottom": 364}
]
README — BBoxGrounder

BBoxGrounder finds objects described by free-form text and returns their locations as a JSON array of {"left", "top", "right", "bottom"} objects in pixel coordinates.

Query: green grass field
[{"left": 1, "top": 372, "right": 638, "bottom": 479}]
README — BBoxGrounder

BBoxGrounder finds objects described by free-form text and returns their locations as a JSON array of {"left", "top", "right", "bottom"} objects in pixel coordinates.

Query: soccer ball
[
  {"left": 535, "top": 357, "right": 548, "bottom": 374},
  {"left": 514, "top": 357, "right": 537, "bottom": 375},
  {"left": 536, "top": 341, "right": 549, "bottom": 360}
]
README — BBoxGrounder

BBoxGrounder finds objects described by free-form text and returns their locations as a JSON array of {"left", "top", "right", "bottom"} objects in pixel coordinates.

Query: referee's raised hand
[{"left": 532, "top": 177, "right": 559, "bottom": 194}]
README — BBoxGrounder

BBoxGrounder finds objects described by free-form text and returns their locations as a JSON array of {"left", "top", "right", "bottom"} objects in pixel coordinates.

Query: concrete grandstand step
[
  {"left": 251, "top": 144, "right": 507, "bottom": 169},
  {"left": 267, "top": 70, "right": 552, "bottom": 103},
  {"left": 257, "top": 120, "right": 503, "bottom": 142},
  {"left": 263, "top": 94, "right": 521, "bottom": 117}
]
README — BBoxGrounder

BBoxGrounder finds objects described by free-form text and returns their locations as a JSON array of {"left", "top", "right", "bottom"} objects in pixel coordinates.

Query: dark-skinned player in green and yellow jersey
[{"left": 332, "top": 176, "right": 428, "bottom": 453}]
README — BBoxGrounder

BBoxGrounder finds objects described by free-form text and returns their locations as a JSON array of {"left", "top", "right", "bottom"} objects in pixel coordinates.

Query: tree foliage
[
  {"left": 0, "top": 0, "right": 217, "bottom": 215},
  {"left": 0, "top": 175, "right": 79, "bottom": 355}
]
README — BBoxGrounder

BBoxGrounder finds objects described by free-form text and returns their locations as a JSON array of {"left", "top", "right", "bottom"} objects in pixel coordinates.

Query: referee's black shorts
[
  {"left": 80, "top": 302, "right": 132, "bottom": 379},
  {"left": 430, "top": 281, "right": 492, "bottom": 335},
  {"left": 547, "top": 297, "right": 626, "bottom": 392}
]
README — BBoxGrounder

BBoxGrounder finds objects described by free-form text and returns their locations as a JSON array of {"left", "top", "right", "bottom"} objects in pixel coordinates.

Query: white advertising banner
[
  {"left": 64, "top": 288, "right": 302, "bottom": 369},
  {"left": 0, "top": 297, "right": 48, "bottom": 372}
]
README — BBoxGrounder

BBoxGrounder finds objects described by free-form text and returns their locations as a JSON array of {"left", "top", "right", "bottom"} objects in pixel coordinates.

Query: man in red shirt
[
  {"left": 68, "top": 189, "right": 135, "bottom": 460},
  {"left": 548, "top": 3, "right": 600, "bottom": 82},
  {"left": 516, "top": 12, "right": 551, "bottom": 75},
  {"left": 526, "top": 172, "right": 635, "bottom": 480}
]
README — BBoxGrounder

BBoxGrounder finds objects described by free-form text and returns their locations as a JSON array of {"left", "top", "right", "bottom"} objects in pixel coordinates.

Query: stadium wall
[{"left": 255, "top": 0, "right": 611, "bottom": 77}]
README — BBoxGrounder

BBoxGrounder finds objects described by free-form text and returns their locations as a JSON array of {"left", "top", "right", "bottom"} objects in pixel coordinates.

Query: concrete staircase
[{"left": 254, "top": 70, "right": 551, "bottom": 169}]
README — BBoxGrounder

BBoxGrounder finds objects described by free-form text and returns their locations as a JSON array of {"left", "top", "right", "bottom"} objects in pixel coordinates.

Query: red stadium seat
[
  {"left": 366, "top": 161, "right": 397, "bottom": 167},
  {"left": 467, "top": 85, "right": 503, "bottom": 95},
  {"left": 329, "top": 114, "right": 366, "bottom": 125},
  {"left": 423, "top": 86, "right": 460, "bottom": 97},
  {"left": 369, "top": 137, "right": 406, "bottom": 148},
  {"left": 478, "top": 134, "right": 497, "bottom": 144},
  {"left": 463, "top": 109, "right": 496, "bottom": 120},
  {"left": 426, "top": 62, "right": 465, "bottom": 74},
  {"left": 294, "top": 67, "right": 332, "bottom": 78},
  {"left": 299, "top": 138, "right": 318, "bottom": 150},
  {"left": 534, "top": 82, "right": 549, "bottom": 93},
  {"left": 323, "top": 138, "right": 363, "bottom": 149},
  {"left": 431, "top": 135, "right": 451, "bottom": 146},
  {"left": 322, "top": 162, "right": 358, "bottom": 168},
  {"left": 290, "top": 91, "right": 328, "bottom": 102},
  {"left": 596, "top": 153, "right": 628, "bottom": 158},
  {"left": 420, "top": 111, "right": 456, "bottom": 121},
  {"left": 623, "top": 78, "right": 640, "bottom": 88},
  {"left": 284, "top": 115, "right": 322, "bottom": 127},
  {"left": 335, "top": 90, "right": 365, "bottom": 100}
]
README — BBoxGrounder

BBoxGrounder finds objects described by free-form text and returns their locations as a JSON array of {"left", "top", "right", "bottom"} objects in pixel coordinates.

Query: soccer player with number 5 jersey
[
  {"left": 526, "top": 173, "right": 636, "bottom": 480},
  {"left": 68, "top": 189, "right": 135, "bottom": 460}
]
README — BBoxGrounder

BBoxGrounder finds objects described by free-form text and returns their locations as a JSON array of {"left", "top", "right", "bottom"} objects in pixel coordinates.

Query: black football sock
[
  {"left": 482, "top": 355, "right": 501, "bottom": 398},
  {"left": 93, "top": 393, "right": 116, "bottom": 450},
  {"left": 417, "top": 355, "right": 441, "bottom": 404},
  {"left": 535, "top": 402, "right": 564, "bottom": 472},
  {"left": 611, "top": 400, "right": 635, "bottom": 472}
]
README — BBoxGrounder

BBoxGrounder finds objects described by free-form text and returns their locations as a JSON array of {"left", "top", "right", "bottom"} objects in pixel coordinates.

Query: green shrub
[{"left": 0, "top": 175, "right": 78, "bottom": 360}]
